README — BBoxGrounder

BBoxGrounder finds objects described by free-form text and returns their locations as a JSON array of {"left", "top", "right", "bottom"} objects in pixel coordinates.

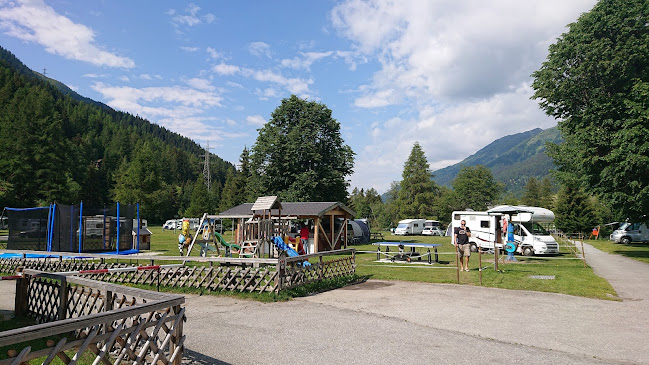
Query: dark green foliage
[
  {"left": 0, "top": 46, "right": 234, "bottom": 221},
  {"left": 452, "top": 165, "right": 502, "bottom": 211},
  {"left": 554, "top": 184, "right": 596, "bottom": 234},
  {"left": 396, "top": 142, "right": 439, "bottom": 219},
  {"left": 532, "top": 0, "right": 649, "bottom": 221},
  {"left": 349, "top": 187, "right": 382, "bottom": 228},
  {"left": 249, "top": 95, "right": 354, "bottom": 202}
]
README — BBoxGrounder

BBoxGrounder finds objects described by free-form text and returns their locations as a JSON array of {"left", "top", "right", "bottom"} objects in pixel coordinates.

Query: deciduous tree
[
  {"left": 532, "top": 0, "right": 649, "bottom": 220},
  {"left": 249, "top": 95, "right": 354, "bottom": 202}
]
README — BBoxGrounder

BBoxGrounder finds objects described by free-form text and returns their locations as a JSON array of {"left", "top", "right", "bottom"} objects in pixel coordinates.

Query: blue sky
[{"left": 0, "top": 0, "right": 597, "bottom": 193}]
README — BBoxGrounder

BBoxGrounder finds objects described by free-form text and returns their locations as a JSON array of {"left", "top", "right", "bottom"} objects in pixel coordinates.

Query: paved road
[
  {"left": 180, "top": 242, "right": 648, "bottom": 364},
  {"left": 1, "top": 243, "right": 647, "bottom": 364}
]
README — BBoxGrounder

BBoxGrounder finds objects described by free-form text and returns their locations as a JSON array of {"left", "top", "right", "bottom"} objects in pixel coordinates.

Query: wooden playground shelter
[{"left": 214, "top": 196, "right": 356, "bottom": 257}]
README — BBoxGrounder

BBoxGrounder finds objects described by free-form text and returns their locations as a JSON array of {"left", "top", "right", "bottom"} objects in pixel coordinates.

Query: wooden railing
[
  {"left": 0, "top": 270, "right": 186, "bottom": 364},
  {"left": 0, "top": 248, "right": 356, "bottom": 293}
]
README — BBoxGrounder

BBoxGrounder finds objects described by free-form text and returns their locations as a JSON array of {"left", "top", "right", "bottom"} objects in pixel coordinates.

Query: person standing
[{"left": 454, "top": 220, "right": 472, "bottom": 271}]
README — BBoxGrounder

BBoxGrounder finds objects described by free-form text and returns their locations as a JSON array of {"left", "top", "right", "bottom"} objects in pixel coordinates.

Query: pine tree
[
  {"left": 554, "top": 184, "right": 596, "bottom": 234},
  {"left": 521, "top": 177, "right": 541, "bottom": 206},
  {"left": 396, "top": 142, "right": 438, "bottom": 219}
]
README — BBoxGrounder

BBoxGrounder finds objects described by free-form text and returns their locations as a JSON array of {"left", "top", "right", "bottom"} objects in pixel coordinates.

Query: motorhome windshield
[
  {"left": 523, "top": 222, "right": 550, "bottom": 235},
  {"left": 396, "top": 223, "right": 408, "bottom": 229}
]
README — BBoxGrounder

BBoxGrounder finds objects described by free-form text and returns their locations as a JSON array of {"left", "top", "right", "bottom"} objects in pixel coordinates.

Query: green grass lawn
[
  {"left": 348, "top": 231, "right": 616, "bottom": 300},
  {"left": 116, "top": 227, "right": 619, "bottom": 300},
  {"left": 584, "top": 239, "right": 649, "bottom": 264}
]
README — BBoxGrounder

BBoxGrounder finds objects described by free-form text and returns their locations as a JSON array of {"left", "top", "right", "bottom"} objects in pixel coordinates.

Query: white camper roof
[
  {"left": 398, "top": 219, "right": 425, "bottom": 223},
  {"left": 488, "top": 205, "right": 555, "bottom": 223}
]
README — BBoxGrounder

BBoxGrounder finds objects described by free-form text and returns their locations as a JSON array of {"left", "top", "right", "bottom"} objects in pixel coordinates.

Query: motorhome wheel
[
  {"left": 470, "top": 243, "right": 478, "bottom": 252},
  {"left": 523, "top": 246, "right": 534, "bottom": 256}
]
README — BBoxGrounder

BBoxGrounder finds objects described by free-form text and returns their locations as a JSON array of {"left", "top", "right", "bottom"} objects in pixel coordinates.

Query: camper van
[
  {"left": 394, "top": 219, "right": 426, "bottom": 235},
  {"left": 451, "top": 206, "right": 560, "bottom": 256},
  {"left": 610, "top": 222, "right": 649, "bottom": 244}
]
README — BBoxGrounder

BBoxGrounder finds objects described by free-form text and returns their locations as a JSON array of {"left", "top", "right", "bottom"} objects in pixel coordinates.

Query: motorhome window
[
  {"left": 397, "top": 223, "right": 408, "bottom": 229},
  {"left": 414, "top": 223, "right": 419, "bottom": 228},
  {"left": 525, "top": 223, "right": 550, "bottom": 235},
  {"left": 454, "top": 214, "right": 460, "bottom": 220},
  {"left": 480, "top": 221, "right": 489, "bottom": 228}
]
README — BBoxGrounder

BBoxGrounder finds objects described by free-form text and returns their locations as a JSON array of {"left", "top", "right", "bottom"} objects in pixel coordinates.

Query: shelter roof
[
  {"left": 214, "top": 201, "right": 355, "bottom": 219},
  {"left": 250, "top": 196, "right": 282, "bottom": 211}
]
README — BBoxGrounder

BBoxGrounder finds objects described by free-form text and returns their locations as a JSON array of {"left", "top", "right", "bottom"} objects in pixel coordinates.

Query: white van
[
  {"left": 451, "top": 206, "right": 560, "bottom": 255},
  {"left": 162, "top": 219, "right": 177, "bottom": 230},
  {"left": 394, "top": 219, "right": 426, "bottom": 235},
  {"left": 610, "top": 222, "right": 649, "bottom": 244}
]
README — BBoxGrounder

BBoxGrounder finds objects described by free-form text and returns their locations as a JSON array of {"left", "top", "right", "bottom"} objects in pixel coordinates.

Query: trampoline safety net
[{"left": 7, "top": 204, "right": 138, "bottom": 253}]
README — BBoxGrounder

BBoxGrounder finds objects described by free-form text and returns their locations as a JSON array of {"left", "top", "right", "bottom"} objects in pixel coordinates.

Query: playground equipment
[{"left": 271, "top": 236, "right": 311, "bottom": 266}]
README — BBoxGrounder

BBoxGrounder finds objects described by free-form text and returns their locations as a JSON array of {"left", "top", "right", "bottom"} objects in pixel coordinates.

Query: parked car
[
  {"left": 422, "top": 227, "right": 444, "bottom": 236},
  {"left": 162, "top": 219, "right": 177, "bottom": 230}
]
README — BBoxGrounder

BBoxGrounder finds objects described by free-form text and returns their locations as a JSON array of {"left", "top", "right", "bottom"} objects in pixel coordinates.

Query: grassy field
[
  {"left": 585, "top": 239, "right": 649, "bottom": 264},
  {"left": 139, "top": 227, "right": 617, "bottom": 300}
]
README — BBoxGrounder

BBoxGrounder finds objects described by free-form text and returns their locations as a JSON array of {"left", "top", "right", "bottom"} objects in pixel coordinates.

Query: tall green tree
[
  {"left": 249, "top": 95, "right": 354, "bottom": 202},
  {"left": 452, "top": 165, "right": 501, "bottom": 211},
  {"left": 521, "top": 177, "right": 541, "bottom": 206},
  {"left": 554, "top": 184, "right": 596, "bottom": 234},
  {"left": 532, "top": 0, "right": 649, "bottom": 220},
  {"left": 396, "top": 142, "right": 438, "bottom": 219}
]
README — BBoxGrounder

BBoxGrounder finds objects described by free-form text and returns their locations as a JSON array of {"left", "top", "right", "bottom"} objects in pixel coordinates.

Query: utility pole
[
  {"left": 42, "top": 68, "right": 47, "bottom": 76},
  {"left": 200, "top": 141, "right": 214, "bottom": 191}
]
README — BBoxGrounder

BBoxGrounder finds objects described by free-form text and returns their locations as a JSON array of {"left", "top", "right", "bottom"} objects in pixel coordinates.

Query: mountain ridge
[{"left": 432, "top": 126, "right": 561, "bottom": 193}]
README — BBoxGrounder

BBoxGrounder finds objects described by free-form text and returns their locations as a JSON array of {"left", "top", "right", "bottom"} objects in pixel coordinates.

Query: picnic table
[
  {"left": 372, "top": 241, "right": 440, "bottom": 264},
  {"left": 370, "top": 232, "right": 384, "bottom": 240}
]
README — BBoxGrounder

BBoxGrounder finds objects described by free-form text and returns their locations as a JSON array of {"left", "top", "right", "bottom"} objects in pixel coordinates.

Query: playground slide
[
  {"left": 213, "top": 231, "right": 240, "bottom": 252},
  {"left": 272, "top": 236, "right": 311, "bottom": 266}
]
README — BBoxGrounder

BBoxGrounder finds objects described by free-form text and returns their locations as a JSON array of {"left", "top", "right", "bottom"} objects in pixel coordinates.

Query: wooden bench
[{"left": 370, "top": 232, "right": 384, "bottom": 240}]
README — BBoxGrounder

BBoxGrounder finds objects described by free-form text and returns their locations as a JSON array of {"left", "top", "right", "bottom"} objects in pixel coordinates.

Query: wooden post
[
  {"left": 454, "top": 242, "right": 459, "bottom": 283},
  {"left": 172, "top": 304, "right": 184, "bottom": 365},
  {"left": 15, "top": 271, "right": 29, "bottom": 317},
  {"left": 58, "top": 276, "right": 68, "bottom": 321},
  {"left": 478, "top": 242, "right": 482, "bottom": 285},
  {"left": 330, "top": 215, "right": 334, "bottom": 250},
  {"left": 314, "top": 217, "right": 320, "bottom": 253},
  {"left": 319, "top": 255, "right": 324, "bottom": 280},
  {"left": 344, "top": 217, "right": 348, "bottom": 249}
]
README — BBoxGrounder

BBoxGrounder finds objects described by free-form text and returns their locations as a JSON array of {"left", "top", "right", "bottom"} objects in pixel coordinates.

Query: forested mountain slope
[
  {"left": 0, "top": 46, "right": 233, "bottom": 222},
  {"left": 432, "top": 127, "right": 562, "bottom": 193}
]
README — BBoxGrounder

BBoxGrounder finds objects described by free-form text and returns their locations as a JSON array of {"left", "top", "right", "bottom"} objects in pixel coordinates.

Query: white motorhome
[
  {"left": 451, "top": 206, "right": 560, "bottom": 256},
  {"left": 394, "top": 219, "right": 426, "bottom": 235},
  {"left": 610, "top": 222, "right": 649, "bottom": 244}
]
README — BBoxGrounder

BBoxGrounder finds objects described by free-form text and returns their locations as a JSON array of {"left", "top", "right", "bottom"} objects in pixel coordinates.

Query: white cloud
[
  {"left": 139, "top": 74, "right": 152, "bottom": 80},
  {"left": 332, "top": 0, "right": 597, "bottom": 105},
  {"left": 212, "top": 62, "right": 313, "bottom": 96},
  {"left": 0, "top": 0, "right": 134, "bottom": 68},
  {"left": 185, "top": 77, "right": 214, "bottom": 91},
  {"left": 170, "top": 3, "right": 215, "bottom": 28},
  {"left": 206, "top": 47, "right": 220, "bottom": 59},
  {"left": 281, "top": 51, "right": 333, "bottom": 70},
  {"left": 91, "top": 82, "right": 222, "bottom": 111},
  {"left": 331, "top": 0, "right": 598, "bottom": 192},
  {"left": 181, "top": 46, "right": 199, "bottom": 52},
  {"left": 248, "top": 41, "right": 271, "bottom": 58},
  {"left": 213, "top": 62, "right": 240, "bottom": 75},
  {"left": 82, "top": 73, "right": 106, "bottom": 78},
  {"left": 246, "top": 115, "right": 266, "bottom": 126}
]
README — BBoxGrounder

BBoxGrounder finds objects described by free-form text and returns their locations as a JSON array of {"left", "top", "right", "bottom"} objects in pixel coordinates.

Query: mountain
[
  {"left": 432, "top": 127, "right": 562, "bottom": 193},
  {"left": 0, "top": 46, "right": 234, "bottom": 222}
]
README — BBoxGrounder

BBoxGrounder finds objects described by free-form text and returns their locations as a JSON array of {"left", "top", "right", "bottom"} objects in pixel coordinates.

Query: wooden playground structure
[{"left": 185, "top": 196, "right": 356, "bottom": 259}]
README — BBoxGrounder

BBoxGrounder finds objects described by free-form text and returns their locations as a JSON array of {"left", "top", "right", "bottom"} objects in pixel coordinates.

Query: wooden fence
[
  {"left": 0, "top": 270, "right": 186, "bottom": 364},
  {"left": 0, "top": 248, "right": 356, "bottom": 293}
]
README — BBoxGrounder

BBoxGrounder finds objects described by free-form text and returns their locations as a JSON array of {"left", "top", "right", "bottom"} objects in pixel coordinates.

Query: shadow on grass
[{"left": 613, "top": 250, "right": 649, "bottom": 259}]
